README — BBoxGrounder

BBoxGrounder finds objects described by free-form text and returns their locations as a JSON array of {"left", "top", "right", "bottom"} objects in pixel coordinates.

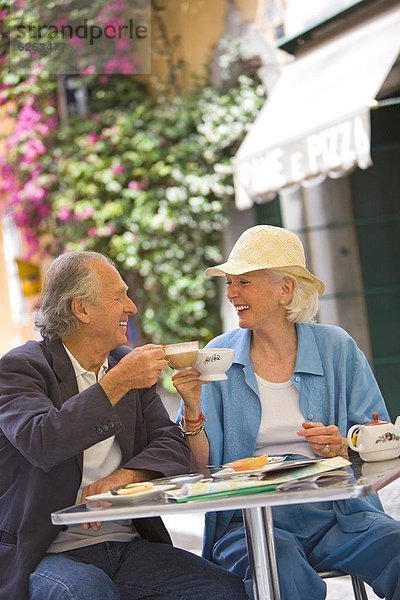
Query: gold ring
[{"left": 321, "top": 443, "right": 331, "bottom": 454}]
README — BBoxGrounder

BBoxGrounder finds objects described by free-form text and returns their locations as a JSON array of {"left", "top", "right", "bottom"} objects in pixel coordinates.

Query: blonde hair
[{"left": 269, "top": 269, "right": 319, "bottom": 323}]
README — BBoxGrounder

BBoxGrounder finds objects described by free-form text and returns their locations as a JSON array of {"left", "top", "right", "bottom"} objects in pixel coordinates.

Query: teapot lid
[{"left": 366, "top": 412, "right": 388, "bottom": 426}]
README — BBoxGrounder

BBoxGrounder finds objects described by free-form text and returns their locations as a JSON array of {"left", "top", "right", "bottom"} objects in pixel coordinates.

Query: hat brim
[{"left": 205, "top": 262, "right": 325, "bottom": 295}]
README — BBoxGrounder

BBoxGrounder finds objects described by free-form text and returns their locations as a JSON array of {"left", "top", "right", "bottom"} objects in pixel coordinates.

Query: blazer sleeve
[
  {"left": 121, "top": 385, "right": 191, "bottom": 476},
  {"left": 0, "top": 349, "right": 123, "bottom": 471}
]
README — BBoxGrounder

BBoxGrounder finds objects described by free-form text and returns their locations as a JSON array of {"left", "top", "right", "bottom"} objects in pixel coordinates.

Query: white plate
[
  {"left": 86, "top": 484, "right": 175, "bottom": 504},
  {"left": 212, "top": 457, "right": 323, "bottom": 479}
]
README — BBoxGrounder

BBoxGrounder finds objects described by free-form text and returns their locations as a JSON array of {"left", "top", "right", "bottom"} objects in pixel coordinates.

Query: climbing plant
[{"left": 0, "top": 0, "right": 265, "bottom": 348}]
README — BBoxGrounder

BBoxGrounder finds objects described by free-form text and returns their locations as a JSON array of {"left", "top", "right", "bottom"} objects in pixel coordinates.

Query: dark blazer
[{"left": 0, "top": 339, "right": 190, "bottom": 600}]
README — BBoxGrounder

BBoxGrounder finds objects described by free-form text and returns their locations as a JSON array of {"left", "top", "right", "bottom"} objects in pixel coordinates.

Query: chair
[{"left": 318, "top": 569, "right": 368, "bottom": 600}]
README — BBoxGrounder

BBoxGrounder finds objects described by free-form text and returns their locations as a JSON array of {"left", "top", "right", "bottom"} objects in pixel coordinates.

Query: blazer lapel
[
  {"left": 108, "top": 351, "right": 137, "bottom": 461},
  {"left": 44, "top": 339, "right": 83, "bottom": 473},
  {"left": 44, "top": 339, "right": 80, "bottom": 403}
]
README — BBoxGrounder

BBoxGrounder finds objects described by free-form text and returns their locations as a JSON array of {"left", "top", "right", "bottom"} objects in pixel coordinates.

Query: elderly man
[{"left": 0, "top": 251, "right": 247, "bottom": 600}]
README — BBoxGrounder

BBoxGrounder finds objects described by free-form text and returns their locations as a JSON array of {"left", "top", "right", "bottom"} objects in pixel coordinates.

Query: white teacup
[
  {"left": 194, "top": 348, "right": 235, "bottom": 382},
  {"left": 163, "top": 341, "right": 199, "bottom": 369}
]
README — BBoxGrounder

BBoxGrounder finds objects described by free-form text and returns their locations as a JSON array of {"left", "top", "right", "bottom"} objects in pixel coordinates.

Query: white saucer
[{"left": 86, "top": 484, "right": 175, "bottom": 504}]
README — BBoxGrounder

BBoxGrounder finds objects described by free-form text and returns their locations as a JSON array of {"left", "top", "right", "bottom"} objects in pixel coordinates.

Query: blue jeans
[
  {"left": 212, "top": 502, "right": 400, "bottom": 600},
  {"left": 29, "top": 539, "right": 248, "bottom": 600}
]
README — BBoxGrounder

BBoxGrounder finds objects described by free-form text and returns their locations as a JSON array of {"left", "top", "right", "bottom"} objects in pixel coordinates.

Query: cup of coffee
[
  {"left": 194, "top": 348, "right": 235, "bottom": 381},
  {"left": 163, "top": 341, "right": 199, "bottom": 369}
]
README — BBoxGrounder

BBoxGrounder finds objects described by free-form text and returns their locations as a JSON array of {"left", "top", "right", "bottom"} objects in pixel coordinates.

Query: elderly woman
[{"left": 172, "top": 225, "right": 400, "bottom": 600}]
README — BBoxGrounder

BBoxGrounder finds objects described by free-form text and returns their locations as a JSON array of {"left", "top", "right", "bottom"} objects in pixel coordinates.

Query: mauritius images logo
[{"left": 8, "top": 0, "right": 151, "bottom": 75}]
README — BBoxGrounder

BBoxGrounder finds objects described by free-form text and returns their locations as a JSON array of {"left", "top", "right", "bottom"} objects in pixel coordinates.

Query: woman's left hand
[{"left": 297, "top": 421, "right": 349, "bottom": 458}]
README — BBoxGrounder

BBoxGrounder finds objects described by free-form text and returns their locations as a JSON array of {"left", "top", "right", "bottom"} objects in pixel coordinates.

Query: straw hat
[{"left": 205, "top": 225, "right": 325, "bottom": 294}]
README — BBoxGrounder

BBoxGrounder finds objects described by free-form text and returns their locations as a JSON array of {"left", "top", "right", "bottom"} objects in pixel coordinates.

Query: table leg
[{"left": 242, "top": 506, "right": 281, "bottom": 600}]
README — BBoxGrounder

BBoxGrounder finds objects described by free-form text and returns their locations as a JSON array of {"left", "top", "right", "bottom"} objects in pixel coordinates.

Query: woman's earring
[{"left": 280, "top": 300, "right": 285, "bottom": 305}]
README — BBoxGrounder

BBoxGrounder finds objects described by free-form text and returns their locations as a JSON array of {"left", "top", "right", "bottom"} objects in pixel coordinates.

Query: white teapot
[{"left": 347, "top": 412, "right": 400, "bottom": 462}]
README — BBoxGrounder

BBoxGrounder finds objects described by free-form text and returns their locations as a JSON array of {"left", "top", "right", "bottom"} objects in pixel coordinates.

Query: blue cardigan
[{"left": 195, "top": 323, "right": 390, "bottom": 559}]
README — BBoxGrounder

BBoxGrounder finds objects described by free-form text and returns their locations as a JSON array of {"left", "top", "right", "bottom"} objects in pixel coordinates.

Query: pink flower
[
  {"left": 109, "top": 0, "right": 126, "bottom": 13},
  {"left": 0, "top": 177, "right": 15, "bottom": 192},
  {"left": 128, "top": 180, "right": 141, "bottom": 190},
  {"left": 75, "top": 206, "right": 94, "bottom": 220},
  {"left": 31, "top": 61, "right": 45, "bottom": 75},
  {"left": 51, "top": 15, "right": 69, "bottom": 28},
  {"left": 20, "top": 103, "right": 41, "bottom": 126},
  {"left": 22, "top": 138, "right": 46, "bottom": 163},
  {"left": 0, "top": 162, "right": 16, "bottom": 192},
  {"left": 103, "top": 56, "right": 135, "bottom": 75},
  {"left": 120, "top": 56, "right": 136, "bottom": 74},
  {"left": 57, "top": 207, "right": 72, "bottom": 221},
  {"left": 14, "top": 212, "right": 30, "bottom": 227},
  {"left": 103, "top": 57, "right": 119, "bottom": 75},
  {"left": 69, "top": 37, "right": 84, "bottom": 50},
  {"left": 87, "top": 224, "right": 116, "bottom": 238},
  {"left": 37, "top": 123, "right": 50, "bottom": 136},
  {"left": 98, "top": 14, "right": 125, "bottom": 28},
  {"left": 87, "top": 132, "right": 100, "bottom": 143},
  {"left": 81, "top": 65, "right": 96, "bottom": 75},
  {"left": 23, "top": 231, "right": 40, "bottom": 258},
  {"left": 30, "top": 167, "right": 41, "bottom": 179},
  {"left": 23, "top": 180, "right": 45, "bottom": 201},
  {"left": 115, "top": 38, "right": 131, "bottom": 52},
  {"left": 47, "top": 115, "right": 58, "bottom": 130},
  {"left": 112, "top": 163, "right": 125, "bottom": 175},
  {"left": 106, "top": 223, "right": 116, "bottom": 235},
  {"left": 38, "top": 204, "right": 51, "bottom": 217}
]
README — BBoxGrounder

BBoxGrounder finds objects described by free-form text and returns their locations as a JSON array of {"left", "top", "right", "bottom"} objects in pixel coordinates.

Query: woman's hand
[
  {"left": 171, "top": 367, "right": 203, "bottom": 419},
  {"left": 297, "top": 421, "right": 349, "bottom": 458}
]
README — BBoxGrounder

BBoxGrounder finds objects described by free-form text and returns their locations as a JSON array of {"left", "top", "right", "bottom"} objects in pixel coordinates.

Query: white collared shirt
[
  {"left": 47, "top": 346, "right": 138, "bottom": 553},
  {"left": 64, "top": 347, "right": 121, "bottom": 502}
]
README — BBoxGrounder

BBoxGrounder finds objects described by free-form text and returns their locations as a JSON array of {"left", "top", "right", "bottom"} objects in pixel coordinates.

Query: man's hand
[
  {"left": 297, "top": 421, "right": 349, "bottom": 458},
  {"left": 100, "top": 344, "right": 168, "bottom": 405},
  {"left": 80, "top": 467, "right": 161, "bottom": 531},
  {"left": 116, "top": 345, "right": 168, "bottom": 389}
]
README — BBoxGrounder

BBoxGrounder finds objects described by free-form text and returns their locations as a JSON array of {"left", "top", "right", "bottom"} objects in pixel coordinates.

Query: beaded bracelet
[
  {"left": 178, "top": 416, "right": 205, "bottom": 436},
  {"left": 184, "top": 412, "right": 204, "bottom": 424}
]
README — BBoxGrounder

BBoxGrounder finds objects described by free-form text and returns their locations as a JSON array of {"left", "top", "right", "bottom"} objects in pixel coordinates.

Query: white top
[
  {"left": 254, "top": 374, "right": 315, "bottom": 458},
  {"left": 47, "top": 347, "right": 138, "bottom": 553}
]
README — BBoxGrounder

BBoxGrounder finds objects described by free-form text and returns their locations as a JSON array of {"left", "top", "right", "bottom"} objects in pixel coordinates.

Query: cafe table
[{"left": 51, "top": 456, "right": 400, "bottom": 600}]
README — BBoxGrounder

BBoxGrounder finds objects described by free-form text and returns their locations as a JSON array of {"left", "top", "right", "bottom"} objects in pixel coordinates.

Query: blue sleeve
[
  {"left": 346, "top": 340, "right": 390, "bottom": 428},
  {"left": 201, "top": 382, "right": 225, "bottom": 468}
]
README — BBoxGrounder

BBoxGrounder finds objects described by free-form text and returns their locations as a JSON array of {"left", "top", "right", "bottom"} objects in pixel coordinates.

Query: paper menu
[
  {"left": 258, "top": 456, "right": 351, "bottom": 485},
  {"left": 163, "top": 479, "right": 275, "bottom": 502},
  {"left": 181, "top": 479, "right": 271, "bottom": 496},
  {"left": 164, "top": 457, "right": 351, "bottom": 502}
]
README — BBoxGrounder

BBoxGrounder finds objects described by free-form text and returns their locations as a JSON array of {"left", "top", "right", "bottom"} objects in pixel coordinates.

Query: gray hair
[
  {"left": 269, "top": 269, "right": 319, "bottom": 323},
  {"left": 35, "top": 251, "right": 115, "bottom": 341}
]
